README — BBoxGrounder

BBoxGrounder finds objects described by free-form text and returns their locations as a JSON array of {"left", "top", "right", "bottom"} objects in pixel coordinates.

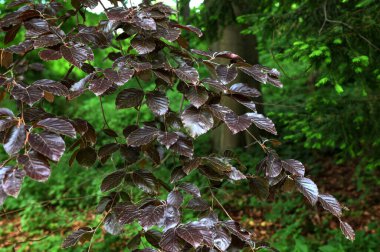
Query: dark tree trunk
[{"left": 205, "top": 1, "right": 262, "bottom": 152}]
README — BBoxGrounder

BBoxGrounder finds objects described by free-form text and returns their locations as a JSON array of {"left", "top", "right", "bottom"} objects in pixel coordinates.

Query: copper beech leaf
[
  {"left": 33, "top": 79, "right": 69, "bottom": 96},
  {"left": 318, "top": 194, "right": 342, "bottom": 218},
  {"left": 295, "top": 177, "right": 319, "bottom": 205},
  {"left": 76, "top": 147, "right": 97, "bottom": 167},
  {"left": 4, "top": 124, "right": 26, "bottom": 156},
  {"left": 282, "top": 159, "right": 305, "bottom": 177},
  {"left": 216, "top": 64, "right": 238, "bottom": 85},
  {"left": 132, "top": 169, "right": 158, "bottom": 194},
  {"left": 116, "top": 88, "right": 144, "bottom": 109},
  {"left": 2, "top": 168, "right": 25, "bottom": 198},
  {"left": 36, "top": 118, "right": 76, "bottom": 138},
  {"left": 157, "top": 132, "right": 179, "bottom": 149},
  {"left": 159, "top": 228, "right": 185, "bottom": 252},
  {"left": 131, "top": 37, "right": 156, "bottom": 54},
  {"left": 185, "top": 86, "right": 209, "bottom": 109},
  {"left": 101, "top": 170, "right": 125, "bottom": 192},
  {"left": 146, "top": 91, "right": 169, "bottom": 116},
  {"left": 11, "top": 84, "right": 43, "bottom": 106},
  {"left": 181, "top": 107, "right": 213, "bottom": 138},
  {"left": 60, "top": 44, "right": 93, "bottom": 68},
  {"left": 174, "top": 65, "right": 199, "bottom": 84},
  {"left": 127, "top": 126, "right": 160, "bottom": 147},
  {"left": 339, "top": 221, "right": 355, "bottom": 241},
  {"left": 61, "top": 227, "right": 94, "bottom": 249},
  {"left": 245, "top": 113, "right": 277, "bottom": 135},
  {"left": 17, "top": 151, "right": 50, "bottom": 182},
  {"left": 28, "top": 132, "right": 65, "bottom": 162}
]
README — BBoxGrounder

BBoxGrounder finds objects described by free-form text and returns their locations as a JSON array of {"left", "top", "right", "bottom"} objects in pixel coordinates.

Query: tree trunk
[{"left": 209, "top": 5, "right": 261, "bottom": 152}]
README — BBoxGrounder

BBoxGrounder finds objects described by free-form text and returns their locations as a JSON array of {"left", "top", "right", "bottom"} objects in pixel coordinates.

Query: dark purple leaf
[
  {"left": 0, "top": 108, "right": 14, "bottom": 118},
  {"left": 28, "top": 132, "right": 65, "bottom": 162},
  {"left": 38, "top": 49, "right": 62, "bottom": 61},
  {"left": 178, "top": 182, "right": 201, "bottom": 197},
  {"left": 98, "top": 143, "right": 119, "bottom": 159},
  {"left": 339, "top": 221, "right": 355, "bottom": 241},
  {"left": 4, "top": 124, "right": 26, "bottom": 155},
  {"left": 213, "top": 226, "right": 232, "bottom": 251},
  {"left": 146, "top": 91, "right": 169, "bottom": 116},
  {"left": 145, "top": 230, "right": 162, "bottom": 248},
  {"left": 170, "top": 166, "right": 186, "bottom": 184},
  {"left": 245, "top": 113, "right": 277, "bottom": 135},
  {"left": 318, "top": 194, "right": 342, "bottom": 218},
  {"left": 11, "top": 84, "right": 44, "bottom": 106},
  {"left": 139, "top": 204, "right": 165, "bottom": 230},
  {"left": 227, "top": 166, "right": 247, "bottom": 181},
  {"left": 229, "top": 83, "right": 261, "bottom": 97},
  {"left": 132, "top": 169, "right": 158, "bottom": 194},
  {"left": 157, "top": 132, "right": 178, "bottom": 149},
  {"left": 104, "top": 67, "right": 134, "bottom": 86},
  {"left": 182, "top": 158, "right": 201, "bottom": 175},
  {"left": 208, "top": 104, "right": 234, "bottom": 121},
  {"left": 18, "top": 151, "right": 50, "bottom": 182},
  {"left": 159, "top": 228, "right": 185, "bottom": 252},
  {"left": 223, "top": 220, "right": 251, "bottom": 241},
  {"left": 172, "top": 23, "right": 203, "bottom": 37},
  {"left": 113, "top": 202, "right": 140, "bottom": 225},
  {"left": 70, "top": 73, "right": 95, "bottom": 92},
  {"left": 249, "top": 176, "right": 269, "bottom": 200},
  {"left": 89, "top": 78, "right": 113, "bottom": 96},
  {"left": 76, "top": 147, "right": 97, "bottom": 167},
  {"left": 6, "top": 40, "right": 33, "bottom": 55},
  {"left": 176, "top": 224, "right": 204, "bottom": 248},
  {"left": 101, "top": 170, "right": 125, "bottom": 192},
  {"left": 0, "top": 118, "right": 16, "bottom": 132},
  {"left": 60, "top": 44, "right": 93, "bottom": 68},
  {"left": 36, "top": 118, "right": 76, "bottom": 138},
  {"left": 167, "top": 190, "right": 183, "bottom": 208},
  {"left": 295, "top": 177, "right": 319, "bottom": 205},
  {"left": 33, "top": 34, "right": 62, "bottom": 48},
  {"left": 135, "top": 15, "right": 156, "bottom": 31},
  {"left": 116, "top": 88, "right": 144, "bottom": 109},
  {"left": 216, "top": 64, "right": 238, "bottom": 85},
  {"left": 155, "top": 26, "right": 181, "bottom": 42},
  {"left": 266, "top": 151, "right": 282, "bottom": 178},
  {"left": 224, "top": 112, "right": 253, "bottom": 134},
  {"left": 181, "top": 107, "right": 213, "bottom": 138},
  {"left": 0, "top": 167, "right": 12, "bottom": 206},
  {"left": 174, "top": 65, "right": 199, "bottom": 84},
  {"left": 104, "top": 213, "right": 124, "bottom": 235},
  {"left": 24, "top": 18, "right": 50, "bottom": 37},
  {"left": 127, "top": 126, "right": 160, "bottom": 147},
  {"left": 282, "top": 159, "right": 305, "bottom": 177},
  {"left": 185, "top": 86, "right": 209, "bottom": 109},
  {"left": 131, "top": 37, "right": 156, "bottom": 55},
  {"left": 214, "top": 51, "right": 244, "bottom": 62},
  {"left": 33, "top": 79, "right": 69, "bottom": 96},
  {"left": 187, "top": 197, "right": 209, "bottom": 211},
  {"left": 2, "top": 168, "right": 25, "bottom": 198},
  {"left": 163, "top": 205, "right": 181, "bottom": 231},
  {"left": 61, "top": 227, "right": 94, "bottom": 249}
]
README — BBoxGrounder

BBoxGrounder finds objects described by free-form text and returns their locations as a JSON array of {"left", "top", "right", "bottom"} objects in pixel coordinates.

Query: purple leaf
[
  {"left": 174, "top": 65, "right": 199, "bottom": 84},
  {"left": 36, "top": 118, "right": 76, "bottom": 138},
  {"left": 18, "top": 151, "right": 50, "bottom": 182},
  {"left": 127, "top": 126, "right": 160, "bottom": 147},
  {"left": 116, "top": 88, "right": 144, "bottom": 109},
  {"left": 282, "top": 159, "right": 305, "bottom": 177},
  {"left": 295, "top": 177, "right": 319, "bottom": 205},
  {"left": 4, "top": 124, "right": 26, "bottom": 156},
  {"left": 11, "top": 84, "right": 43, "bottom": 106},
  {"left": 28, "top": 132, "right": 65, "bottom": 162},
  {"left": 146, "top": 91, "right": 169, "bottom": 116},
  {"left": 2, "top": 168, "right": 25, "bottom": 198},
  {"left": 318, "top": 194, "right": 342, "bottom": 218},
  {"left": 181, "top": 107, "right": 213, "bottom": 138}
]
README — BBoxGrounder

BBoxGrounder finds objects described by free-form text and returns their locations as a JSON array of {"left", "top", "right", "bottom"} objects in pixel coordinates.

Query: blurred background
[{"left": 0, "top": 0, "right": 379, "bottom": 251}]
